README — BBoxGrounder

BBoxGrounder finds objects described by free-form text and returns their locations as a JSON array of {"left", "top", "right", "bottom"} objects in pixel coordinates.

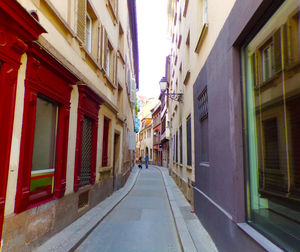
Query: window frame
[
  {"left": 85, "top": 12, "right": 92, "bottom": 53},
  {"left": 102, "top": 117, "right": 110, "bottom": 167},
  {"left": 15, "top": 44, "right": 78, "bottom": 213},
  {"left": 186, "top": 116, "right": 192, "bottom": 166},
  {"left": 74, "top": 85, "right": 103, "bottom": 192}
]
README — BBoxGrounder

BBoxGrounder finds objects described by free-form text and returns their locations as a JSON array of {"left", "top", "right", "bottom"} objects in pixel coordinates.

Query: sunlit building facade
[{"left": 0, "top": 0, "right": 138, "bottom": 249}]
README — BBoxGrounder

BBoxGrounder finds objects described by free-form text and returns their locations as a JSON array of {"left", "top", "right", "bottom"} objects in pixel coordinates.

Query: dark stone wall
[
  {"left": 193, "top": 0, "right": 284, "bottom": 251},
  {"left": 2, "top": 178, "right": 114, "bottom": 252}
]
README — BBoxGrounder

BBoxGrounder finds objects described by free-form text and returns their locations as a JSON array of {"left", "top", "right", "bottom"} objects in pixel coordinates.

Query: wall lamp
[{"left": 159, "top": 77, "right": 183, "bottom": 102}]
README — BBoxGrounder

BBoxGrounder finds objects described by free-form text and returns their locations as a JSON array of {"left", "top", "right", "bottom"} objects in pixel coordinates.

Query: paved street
[{"left": 75, "top": 166, "right": 182, "bottom": 252}]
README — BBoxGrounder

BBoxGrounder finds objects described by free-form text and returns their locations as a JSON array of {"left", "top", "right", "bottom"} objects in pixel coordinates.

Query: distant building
[
  {"left": 151, "top": 103, "right": 162, "bottom": 166},
  {"left": 135, "top": 96, "right": 159, "bottom": 164}
]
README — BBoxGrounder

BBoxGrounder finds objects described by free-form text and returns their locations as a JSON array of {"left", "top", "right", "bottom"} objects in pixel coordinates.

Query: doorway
[{"left": 113, "top": 133, "right": 120, "bottom": 191}]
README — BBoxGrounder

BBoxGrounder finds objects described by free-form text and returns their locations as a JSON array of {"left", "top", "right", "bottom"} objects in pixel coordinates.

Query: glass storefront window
[
  {"left": 243, "top": 0, "right": 300, "bottom": 250},
  {"left": 30, "top": 95, "right": 58, "bottom": 199}
]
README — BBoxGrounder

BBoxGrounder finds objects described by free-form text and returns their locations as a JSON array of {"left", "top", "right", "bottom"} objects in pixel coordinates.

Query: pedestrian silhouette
[{"left": 138, "top": 157, "right": 143, "bottom": 169}]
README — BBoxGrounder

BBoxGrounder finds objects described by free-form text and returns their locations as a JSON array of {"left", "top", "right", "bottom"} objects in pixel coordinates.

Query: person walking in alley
[
  {"left": 144, "top": 154, "right": 149, "bottom": 169},
  {"left": 138, "top": 157, "right": 143, "bottom": 169}
]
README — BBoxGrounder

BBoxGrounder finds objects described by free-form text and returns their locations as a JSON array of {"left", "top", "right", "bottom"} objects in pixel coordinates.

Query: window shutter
[
  {"left": 130, "top": 77, "right": 136, "bottom": 105},
  {"left": 113, "top": 51, "right": 118, "bottom": 86},
  {"left": 273, "top": 28, "right": 282, "bottom": 73},
  {"left": 98, "top": 23, "right": 103, "bottom": 65},
  {"left": 103, "top": 29, "right": 108, "bottom": 73},
  {"left": 281, "top": 23, "right": 289, "bottom": 69},
  {"left": 77, "top": 0, "right": 86, "bottom": 44}
]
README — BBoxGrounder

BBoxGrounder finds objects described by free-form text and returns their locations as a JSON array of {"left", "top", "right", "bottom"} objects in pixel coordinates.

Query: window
[
  {"left": 261, "top": 41, "right": 273, "bottom": 81},
  {"left": 106, "top": 0, "right": 118, "bottom": 24},
  {"left": 198, "top": 87, "right": 209, "bottom": 163},
  {"left": 117, "top": 85, "right": 123, "bottom": 114},
  {"left": 77, "top": 0, "right": 98, "bottom": 57},
  {"left": 184, "top": 31, "right": 190, "bottom": 85},
  {"left": 195, "top": 0, "right": 208, "bottom": 53},
  {"left": 243, "top": 1, "right": 300, "bottom": 250},
  {"left": 119, "top": 24, "right": 124, "bottom": 58},
  {"left": 74, "top": 86, "right": 102, "bottom": 191},
  {"left": 102, "top": 117, "right": 110, "bottom": 167},
  {"left": 179, "top": 125, "right": 183, "bottom": 164},
  {"left": 30, "top": 96, "right": 58, "bottom": 197},
  {"left": 105, "top": 40, "right": 114, "bottom": 80},
  {"left": 86, "top": 13, "right": 92, "bottom": 53},
  {"left": 186, "top": 116, "right": 192, "bottom": 166},
  {"left": 176, "top": 131, "right": 178, "bottom": 163},
  {"left": 147, "top": 129, "right": 151, "bottom": 138},
  {"left": 288, "top": 11, "right": 300, "bottom": 65},
  {"left": 16, "top": 44, "right": 78, "bottom": 213}
]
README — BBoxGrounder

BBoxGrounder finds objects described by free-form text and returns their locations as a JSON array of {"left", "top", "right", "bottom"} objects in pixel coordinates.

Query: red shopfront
[{"left": 0, "top": 0, "right": 45, "bottom": 242}]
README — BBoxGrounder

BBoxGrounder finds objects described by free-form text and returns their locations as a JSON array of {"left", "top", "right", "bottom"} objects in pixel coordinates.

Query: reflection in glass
[
  {"left": 31, "top": 95, "right": 58, "bottom": 196},
  {"left": 244, "top": 1, "right": 300, "bottom": 250}
]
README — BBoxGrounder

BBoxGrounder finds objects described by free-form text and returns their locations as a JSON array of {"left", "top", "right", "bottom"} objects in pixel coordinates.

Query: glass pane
[
  {"left": 86, "top": 14, "right": 92, "bottom": 52},
  {"left": 244, "top": 1, "right": 300, "bottom": 250},
  {"left": 32, "top": 96, "right": 58, "bottom": 172}
]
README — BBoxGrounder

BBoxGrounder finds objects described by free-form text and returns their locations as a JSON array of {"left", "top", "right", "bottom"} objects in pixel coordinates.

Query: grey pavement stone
[
  {"left": 155, "top": 166, "right": 218, "bottom": 252},
  {"left": 34, "top": 167, "right": 140, "bottom": 252},
  {"left": 76, "top": 167, "right": 181, "bottom": 252},
  {"left": 36, "top": 165, "right": 217, "bottom": 252}
]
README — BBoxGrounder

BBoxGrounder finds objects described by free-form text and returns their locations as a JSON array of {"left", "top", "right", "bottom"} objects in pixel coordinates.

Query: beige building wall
[
  {"left": 168, "top": 0, "right": 236, "bottom": 203},
  {"left": 2, "top": 0, "right": 138, "bottom": 249}
]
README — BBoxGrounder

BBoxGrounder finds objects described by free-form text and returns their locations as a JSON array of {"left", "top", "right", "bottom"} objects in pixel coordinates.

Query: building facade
[
  {"left": 0, "top": 0, "right": 138, "bottom": 250},
  {"left": 169, "top": 0, "right": 300, "bottom": 251},
  {"left": 152, "top": 103, "right": 162, "bottom": 166}
]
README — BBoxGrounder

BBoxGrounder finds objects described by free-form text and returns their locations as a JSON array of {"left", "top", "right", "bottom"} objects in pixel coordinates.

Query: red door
[{"left": 0, "top": 0, "right": 45, "bottom": 242}]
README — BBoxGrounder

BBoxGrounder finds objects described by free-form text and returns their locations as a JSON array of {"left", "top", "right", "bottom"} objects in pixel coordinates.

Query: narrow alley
[
  {"left": 36, "top": 165, "right": 217, "bottom": 252},
  {"left": 1, "top": 0, "right": 299, "bottom": 251},
  {"left": 75, "top": 166, "right": 181, "bottom": 252}
]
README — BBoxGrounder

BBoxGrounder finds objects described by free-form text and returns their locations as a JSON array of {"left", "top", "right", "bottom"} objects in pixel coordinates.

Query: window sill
[
  {"left": 284, "top": 59, "right": 300, "bottom": 72},
  {"left": 19, "top": 195, "right": 55, "bottom": 214},
  {"left": 77, "top": 184, "right": 92, "bottom": 192},
  {"left": 186, "top": 165, "right": 193, "bottom": 171},
  {"left": 183, "top": 70, "right": 190, "bottom": 85},
  {"left": 99, "top": 167, "right": 112, "bottom": 173},
  {"left": 255, "top": 72, "right": 281, "bottom": 90},
  {"left": 237, "top": 223, "right": 283, "bottom": 252},
  {"left": 199, "top": 162, "right": 210, "bottom": 168},
  {"left": 104, "top": 74, "right": 117, "bottom": 90}
]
